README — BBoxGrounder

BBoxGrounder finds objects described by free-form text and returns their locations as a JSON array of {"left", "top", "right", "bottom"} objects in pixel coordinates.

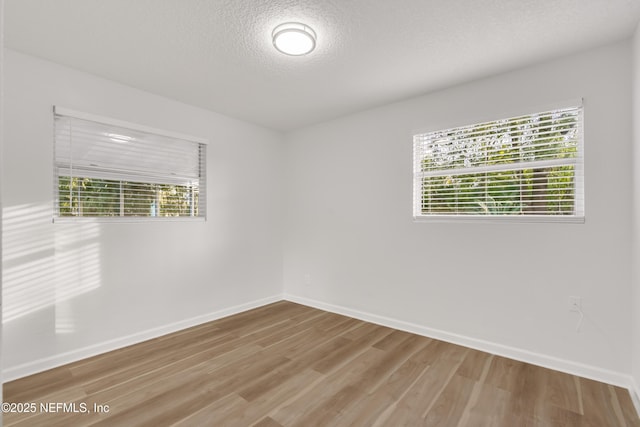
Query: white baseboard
[
  {"left": 3, "top": 294, "right": 283, "bottom": 382},
  {"left": 6, "top": 291, "right": 640, "bottom": 421},
  {"left": 284, "top": 294, "right": 635, "bottom": 391}
]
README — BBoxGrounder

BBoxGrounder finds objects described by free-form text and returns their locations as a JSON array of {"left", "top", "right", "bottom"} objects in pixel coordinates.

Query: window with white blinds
[
  {"left": 413, "top": 104, "right": 584, "bottom": 222},
  {"left": 54, "top": 107, "right": 206, "bottom": 221}
]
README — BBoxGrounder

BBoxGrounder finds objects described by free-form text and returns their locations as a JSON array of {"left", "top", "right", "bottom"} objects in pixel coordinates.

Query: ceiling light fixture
[{"left": 272, "top": 22, "right": 316, "bottom": 56}]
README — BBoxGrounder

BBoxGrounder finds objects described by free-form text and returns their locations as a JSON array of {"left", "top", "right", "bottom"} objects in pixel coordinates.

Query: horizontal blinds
[
  {"left": 55, "top": 115, "right": 202, "bottom": 183},
  {"left": 413, "top": 105, "right": 583, "bottom": 219},
  {"left": 54, "top": 110, "right": 206, "bottom": 219}
]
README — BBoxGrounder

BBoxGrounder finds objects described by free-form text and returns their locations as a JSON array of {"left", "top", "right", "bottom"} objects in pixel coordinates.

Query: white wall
[
  {"left": 1, "top": 0, "right": 5, "bottom": 417},
  {"left": 284, "top": 41, "right": 634, "bottom": 385},
  {"left": 632, "top": 24, "right": 640, "bottom": 406},
  {"left": 2, "top": 49, "right": 284, "bottom": 379}
]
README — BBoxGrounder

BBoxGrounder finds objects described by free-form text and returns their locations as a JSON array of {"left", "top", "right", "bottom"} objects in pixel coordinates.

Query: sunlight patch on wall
[
  {"left": 54, "top": 300, "right": 76, "bottom": 335},
  {"left": 3, "top": 203, "right": 56, "bottom": 322},
  {"left": 54, "top": 223, "right": 101, "bottom": 334},
  {"left": 2, "top": 203, "right": 101, "bottom": 328}
]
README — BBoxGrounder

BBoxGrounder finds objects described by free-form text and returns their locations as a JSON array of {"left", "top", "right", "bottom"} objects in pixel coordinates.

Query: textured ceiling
[{"left": 5, "top": 0, "right": 640, "bottom": 131}]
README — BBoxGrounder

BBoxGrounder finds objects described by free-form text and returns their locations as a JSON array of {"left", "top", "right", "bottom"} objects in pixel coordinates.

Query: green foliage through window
[
  {"left": 58, "top": 177, "right": 199, "bottom": 218},
  {"left": 54, "top": 109, "right": 206, "bottom": 221},
  {"left": 413, "top": 106, "right": 583, "bottom": 219}
]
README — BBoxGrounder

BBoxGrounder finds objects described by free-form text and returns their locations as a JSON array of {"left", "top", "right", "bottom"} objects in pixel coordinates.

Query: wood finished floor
[{"left": 4, "top": 301, "right": 640, "bottom": 427}]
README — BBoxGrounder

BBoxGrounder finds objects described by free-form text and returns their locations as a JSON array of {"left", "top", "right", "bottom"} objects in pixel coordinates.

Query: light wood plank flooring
[{"left": 4, "top": 301, "right": 640, "bottom": 426}]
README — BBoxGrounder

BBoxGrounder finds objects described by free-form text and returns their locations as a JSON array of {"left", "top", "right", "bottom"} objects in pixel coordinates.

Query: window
[
  {"left": 413, "top": 104, "right": 584, "bottom": 222},
  {"left": 54, "top": 107, "right": 206, "bottom": 221}
]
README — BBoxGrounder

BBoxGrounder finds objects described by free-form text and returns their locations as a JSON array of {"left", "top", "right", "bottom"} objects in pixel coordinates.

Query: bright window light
[{"left": 413, "top": 104, "right": 584, "bottom": 222}]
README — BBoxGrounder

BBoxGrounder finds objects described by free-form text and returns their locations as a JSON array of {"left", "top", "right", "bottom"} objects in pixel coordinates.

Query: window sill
[
  {"left": 53, "top": 216, "right": 206, "bottom": 224},
  {"left": 412, "top": 214, "right": 585, "bottom": 224}
]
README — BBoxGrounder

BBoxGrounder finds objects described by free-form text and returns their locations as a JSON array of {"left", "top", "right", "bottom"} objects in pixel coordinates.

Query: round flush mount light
[{"left": 272, "top": 22, "right": 317, "bottom": 56}]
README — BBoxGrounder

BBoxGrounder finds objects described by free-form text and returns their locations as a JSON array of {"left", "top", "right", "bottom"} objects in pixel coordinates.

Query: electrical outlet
[
  {"left": 568, "top": 296, "right": 581, "bottom": 312},
  {"left": 304, "top": 274, "right": 311, "bottom": 286}
]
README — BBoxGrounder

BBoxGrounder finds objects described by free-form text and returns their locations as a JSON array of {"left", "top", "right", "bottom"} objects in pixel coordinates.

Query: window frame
[
  {"left": 53, "top": 107, "right": 208, "bottom": 223},
  {"left": 412, "top": 102, "right": 585, "bottom": 223}
]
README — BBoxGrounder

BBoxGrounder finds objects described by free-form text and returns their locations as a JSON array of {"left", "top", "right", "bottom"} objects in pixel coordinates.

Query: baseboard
[
  {"left": 284, "top": 293, "right": 633, "bottom": 389},
  {"left": 3, "top": 294, "right": 283, "bottom": 382},
  {"left": 7, "top": 291, "right": 639, "bottom": 417}
]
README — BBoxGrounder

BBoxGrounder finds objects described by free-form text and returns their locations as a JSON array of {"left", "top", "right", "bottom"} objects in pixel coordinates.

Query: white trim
[
  {"left": 53, "top": 216, "right": 206, "bottom": 224},
  {"left": 53, "top": 106, "right": 209, "bottom": 145},
  {"left": 413, "top": 214, "right": 585, "bottom": 224},
  {"left": 2, "top": 294, "right": 283, "bottom": 382},
  {"left": 5, "top": 292, "right": 639, "bottom": 421},
  {"left": 283, "top": 293, "right": 632, "bottom": 389}
]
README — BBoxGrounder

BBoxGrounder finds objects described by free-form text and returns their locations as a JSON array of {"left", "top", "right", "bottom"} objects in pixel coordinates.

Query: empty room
[{"left": 2, "top": 0, "right": 640, "bottom": 426}]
